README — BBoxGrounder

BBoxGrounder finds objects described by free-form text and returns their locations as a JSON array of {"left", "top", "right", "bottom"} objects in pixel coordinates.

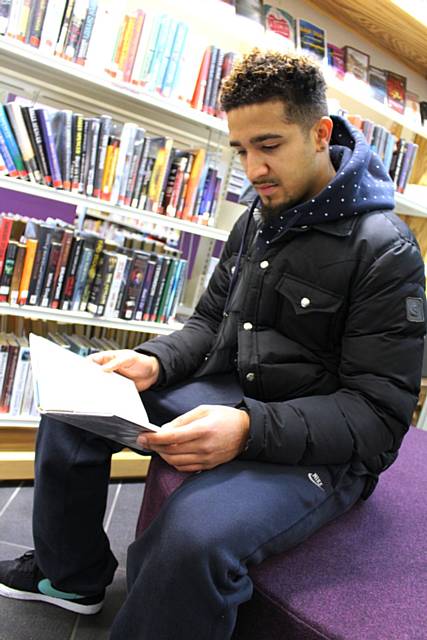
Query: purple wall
[{"left": 0, "top": 187, "right": 76, "bottom": 224}]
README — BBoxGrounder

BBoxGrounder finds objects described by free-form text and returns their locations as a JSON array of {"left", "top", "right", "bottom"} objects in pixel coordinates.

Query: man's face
[{"left": 228, "top": 100, "right": 327, "bottom": 217}]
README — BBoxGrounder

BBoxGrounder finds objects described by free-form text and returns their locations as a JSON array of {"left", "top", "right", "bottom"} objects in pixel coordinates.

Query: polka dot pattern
[{"left": 255, "top": 116, "right": 395, "bottom": 253}]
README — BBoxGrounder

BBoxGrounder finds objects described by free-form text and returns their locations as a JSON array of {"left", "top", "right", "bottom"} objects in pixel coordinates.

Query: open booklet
[{"left": 29, "top": 333, "right": 160, "bottom": 451}]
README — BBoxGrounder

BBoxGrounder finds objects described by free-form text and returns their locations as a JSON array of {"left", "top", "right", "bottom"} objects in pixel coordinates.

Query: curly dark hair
[{"left": 220, "top": 49, "right": 328, "bottom": 130}]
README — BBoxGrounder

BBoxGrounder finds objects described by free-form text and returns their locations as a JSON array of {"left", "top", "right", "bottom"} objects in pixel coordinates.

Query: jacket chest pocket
[{"left": 274, "top": 274, "right": 344, "bottom": 350}]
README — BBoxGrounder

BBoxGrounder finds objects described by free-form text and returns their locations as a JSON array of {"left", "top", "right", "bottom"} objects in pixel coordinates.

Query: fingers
[{"left": 138, "top": 421, "right": 206, "bottom": 448}]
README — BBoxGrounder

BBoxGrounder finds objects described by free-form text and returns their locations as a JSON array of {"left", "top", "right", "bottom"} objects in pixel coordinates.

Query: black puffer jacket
[{"left": 140, "top": 117, "right": 425, "bottom": 483}]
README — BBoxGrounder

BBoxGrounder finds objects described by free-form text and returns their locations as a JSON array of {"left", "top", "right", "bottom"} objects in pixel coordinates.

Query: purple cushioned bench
[{"left": 135, "top": 427, "right": 426, "bottom": 640}]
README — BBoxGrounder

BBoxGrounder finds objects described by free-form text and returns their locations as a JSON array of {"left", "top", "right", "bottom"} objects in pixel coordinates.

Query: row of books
[
  {"left": 0, "top": 0, "right": 238, "bottom": 119},
  {"left": 0, "top": 99, "right": 223, "bottom": 224},
  {"left": 0, "top": 330, "right": 125, "bottom": 416},
  {"left": 2, "top": 1, "right": 425, "bottom": 128},
  {"left": 346, "top": 115, "right": 418, "bottom": 194},
  {"left": 262, "top": 4, "right": 425, "bottom": 121},
  {"left": 0, "top": 213, "right": 188, "bottom": 324}
]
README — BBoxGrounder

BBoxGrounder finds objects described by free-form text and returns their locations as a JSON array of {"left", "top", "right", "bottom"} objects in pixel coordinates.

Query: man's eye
[
  {"left": 262, "top": 145, "right": 279, "bottom": 152},
  {"left": 237, "top": 150, "right": 247, "bottom": 156}
]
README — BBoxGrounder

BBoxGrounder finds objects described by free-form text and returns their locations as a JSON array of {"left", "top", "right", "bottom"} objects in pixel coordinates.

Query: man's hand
[
  {"left": 89, "top": 350, "right": 160, "bottom": 391},
  {"left": 137, "top": 405, "right": 250, "bottom": 472}
]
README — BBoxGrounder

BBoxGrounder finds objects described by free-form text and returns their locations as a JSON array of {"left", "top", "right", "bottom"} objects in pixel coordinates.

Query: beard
[{"left": 259, "top": 196, "right": 297, "bottom": 223}]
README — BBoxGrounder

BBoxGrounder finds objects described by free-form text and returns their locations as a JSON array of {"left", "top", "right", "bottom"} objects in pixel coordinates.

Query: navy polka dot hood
[{"left": 253, "top": 115, "right": 396, "bottom": 248}]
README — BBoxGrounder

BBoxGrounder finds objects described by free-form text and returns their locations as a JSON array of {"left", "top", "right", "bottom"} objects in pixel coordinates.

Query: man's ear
[{"left": 313, "top": 116, "right": 333, "bottom": 151}]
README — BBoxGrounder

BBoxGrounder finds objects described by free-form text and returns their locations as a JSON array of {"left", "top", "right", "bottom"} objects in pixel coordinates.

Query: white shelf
[
  {"left": 325, "top": 68, "right": 427, "bottom": 140},
  {"left": 395, "top": 191, "right": 427, "bottom": 218},
  {"left": 0, "top": 175, "right": 230, "bottom": 242},
  {"left": 0, "top": 303, "right": 182, "bottom": 336},
  {"left": 1, "top": 36, "right": 425, "bottom": 142},
  {"left": 0, "top": 415, "right": 38, "bottom": 428},
  {"left": 0, "top": 38, "right": 229, "bottom": 143}
]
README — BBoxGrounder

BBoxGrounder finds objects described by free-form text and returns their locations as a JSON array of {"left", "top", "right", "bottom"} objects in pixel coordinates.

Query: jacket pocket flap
[{"left": 276, "top": 274, "right": 343, "bottom": 314}]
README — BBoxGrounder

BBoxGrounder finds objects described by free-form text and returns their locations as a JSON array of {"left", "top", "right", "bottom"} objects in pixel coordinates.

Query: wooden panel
[
  {"left": 307, "top": 0, "right": 427, "bottom": 77},
  {"left": 0, "top": 428, "right": 150, "bottom": 480}
]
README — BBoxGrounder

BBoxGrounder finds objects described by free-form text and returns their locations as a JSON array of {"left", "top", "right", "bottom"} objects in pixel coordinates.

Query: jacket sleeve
[
  {"left": 136, "top": 212, "right": 248, "bottom": 387},
  {"left": 240, "top": 236, "right": 426, "bottom": 469}
]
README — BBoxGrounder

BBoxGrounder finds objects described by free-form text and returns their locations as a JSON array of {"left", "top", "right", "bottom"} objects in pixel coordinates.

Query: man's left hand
[{"left": 137, "top": 405, "right": 250, "bottom": 472}]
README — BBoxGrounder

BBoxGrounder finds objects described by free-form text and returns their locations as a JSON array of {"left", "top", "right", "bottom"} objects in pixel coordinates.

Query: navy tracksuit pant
[{"left": 33, "top": 373, "right": 366, "bottom": 639}]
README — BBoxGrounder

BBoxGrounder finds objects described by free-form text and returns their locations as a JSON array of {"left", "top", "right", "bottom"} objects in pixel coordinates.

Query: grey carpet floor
[{"left": 0, "top": 479, "right": 145, "bottom": 640}]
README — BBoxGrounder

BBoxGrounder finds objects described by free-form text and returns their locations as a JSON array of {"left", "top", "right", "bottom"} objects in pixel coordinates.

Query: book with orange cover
[
  {"left": 17, "top": 238, "right": 38, "bottom": 306},
  {"left": 180, "top": 149, "right": 206, "bottom": 220},
  {"left": 191, "top": 47, "right": 212, "bottom": 111}
]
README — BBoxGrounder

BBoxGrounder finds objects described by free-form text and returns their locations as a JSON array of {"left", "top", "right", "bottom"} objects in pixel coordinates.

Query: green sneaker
[{"left": 0, "top": 551, "right": 104, "bottom": 614}]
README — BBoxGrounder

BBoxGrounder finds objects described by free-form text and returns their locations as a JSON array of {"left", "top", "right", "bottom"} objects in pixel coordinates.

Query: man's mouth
[{"left": 254, "top": 183, "right": 278, "bottom": 196}]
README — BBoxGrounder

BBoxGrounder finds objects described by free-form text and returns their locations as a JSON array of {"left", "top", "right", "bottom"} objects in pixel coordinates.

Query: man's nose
[{"left": 245, "top": 154, "right": 269, "bottom": 183}]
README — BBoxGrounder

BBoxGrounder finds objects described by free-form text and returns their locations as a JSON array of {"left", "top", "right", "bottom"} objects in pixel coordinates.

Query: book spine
[
  {"left": 120, "top": 253, "right": 149, "bottom": 320},
  {"left": 144, "top": 15, "right": 172, "bottom": 92},
  {"left": 9, "top": 345, "right": 30, "bottom": 415},
  {"left": 8, "top": 241, "right": 26, "bottom": 305},
  {"left": 161, "top": 22, "right": 188, "bottom": 98},
  {"left": 181, "top": 149, "right": 206, "bottom": 220},
  {"left": 79, "top": 236, "right": 103, "bottom": 311},
  {"left": 39, "top": 0, "right": 68, "bottom": 54},
  {"left": 35, "top": 109, "right": 63, "bottom": 188},
  {"left": 20, "top": 366, "right": 34, "bottom": 415},
  {"left": 6, "top": 0, "right": 23, "bottom": 38},
  {"left": 75, "top": 0, "right": 98, "bottom": 65},
  {"left": 142, "top": 255, "right": 163, "bottom": 321},
  {"left": 0, "top": 127, "right": 18, "bottom": 177},
  {"left": 84, "top": 117, "right": 100, "bottom": 197},
  {"left": 86, "top": 250, "right": 108, "bottom": 314},
  {"left": 150, "top": 256, "right": 171, "bottom": 321},
  {"left": 28, "top": 0, "right": 48, "bottom": 47},
  {"left": 70, "top": 113, "right": 84, "bottom": 191},
  {"left": 112, "top": 254, "right": 133, "bottom": 318},
  {"left": 158, "top": 257, "right": 179, "bottom": 322},
  {"left": 78, "top": 117, "right": 90, "bottom": 193},
  {"left": 0, "top": 0, "right": 12, "bottom": 36},
  {"left": 134, "top": 258, "right": 156, "bottom": 320},
  {"left": 99, "top": 252, "right": 123, "bottom": 316},
  {"left": 202, "top": 46, "right": 219, "bottom": 114},
  {"left": 0, "top": 105, "right": 27, "bottom": 178},
  {"left": 17, "top": 238, "right": 38, "bottom": 305},
  {"left": 40, "top": 240, "right": 62, "bottom": 307},
  {"left": 70, "top": 244, "right": 94, "bottom": 310},
  {"left": 124, "top": 128, "right": 145, "bottom": 206},
  {"left": 63, "top": 0, "right": 88, "bottom": 62},
  {"left": 51, "top": 228, "right": 74, "bottom": 308},
  {"left": 4, "top": 103, "right": 40, "bottom": 182},
  {"left": 0, "top": 348, "right": 8, "bottom": 405},
  {"left": 397, "top": 142, "right": 418, "bottom": 194},
  {"left": 167, "top": 258, "right": 187, "bottom": 320},
  {"left": 16, "top": 0, "right": 31, "bottom": 43},
  {"left": 55, "top": 0, "right": 76, "bottom": 57},
  {"left": 30, "top": 228, "right": 54, "bottom": 306},
  {"left": 21, "top": 106, "right": 50, "bottom": 185},
  {"left": 0, "top": 341, "right": 18, "bottom": 413},
  {"left": 0, "top": 216, "right": 13, "bottom": 279},
  {"left": 191, "top": 47, "right": 212, "bottom": 111},
  {"left": 92, "top": 114, "right": 111, "bottom": 198},
  {"left": 131, "top": 137, "right": 151, "bottom": 208},
  {"left": 100, "top": 137, "right": 119, "bottom": 201},
  {"left": 122, "top": 9, "right": 145, "bottom": 83},
  {"left": 152, "top": 17, "right": 178, "bottom": 93},
  {"left": 208, "top": 49, "right": 224, "bottom": 116},
  {"left": 0, "top": 240, "right": 19, "bottom": 302},
  {"left": 59, "top": 236, "right": 83, "bottom": 310}
]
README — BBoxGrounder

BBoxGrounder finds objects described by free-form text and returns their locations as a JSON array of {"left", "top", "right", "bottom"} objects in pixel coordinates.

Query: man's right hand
[{"left": 89, "top": 350, "right": 160, "bottom": 391}]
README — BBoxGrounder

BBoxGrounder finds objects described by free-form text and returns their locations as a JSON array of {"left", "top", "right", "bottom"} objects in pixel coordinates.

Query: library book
[{"left": 29, "top": 333, "right": 159, "bottom": 451}]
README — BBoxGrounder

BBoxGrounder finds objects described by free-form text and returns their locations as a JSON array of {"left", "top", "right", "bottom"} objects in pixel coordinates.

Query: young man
[{"left": 0, "top": 50, "right": 425, "bottom": 639}]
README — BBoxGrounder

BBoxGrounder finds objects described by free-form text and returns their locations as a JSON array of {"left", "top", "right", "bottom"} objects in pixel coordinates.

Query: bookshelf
[{"left": 0, "top": 0, "right": 426, "bottom": 479}]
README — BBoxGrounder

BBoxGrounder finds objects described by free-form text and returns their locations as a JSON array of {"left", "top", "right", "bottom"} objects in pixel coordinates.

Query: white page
[{"left": 29, "top": 333, "right": 159, "bottom": 431}]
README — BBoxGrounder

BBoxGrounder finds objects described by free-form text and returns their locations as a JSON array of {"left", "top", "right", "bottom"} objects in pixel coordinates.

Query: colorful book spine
[
  {"left": 35, "top": 108, "right": 63, "bottom": 188},
  {"left": 0, "top": 105, "right": 27, "bottom": 178},
  {"left": 75, "top": 0, "right": 98, "bottom": 65},
  {"left": 160, "top": 21, "right": 188, "bottom": 98}
]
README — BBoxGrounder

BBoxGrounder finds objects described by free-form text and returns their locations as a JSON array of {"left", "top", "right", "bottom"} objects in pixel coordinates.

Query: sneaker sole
[{"left": 0, "top": 583, "right": 103, "bottom": 615}]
